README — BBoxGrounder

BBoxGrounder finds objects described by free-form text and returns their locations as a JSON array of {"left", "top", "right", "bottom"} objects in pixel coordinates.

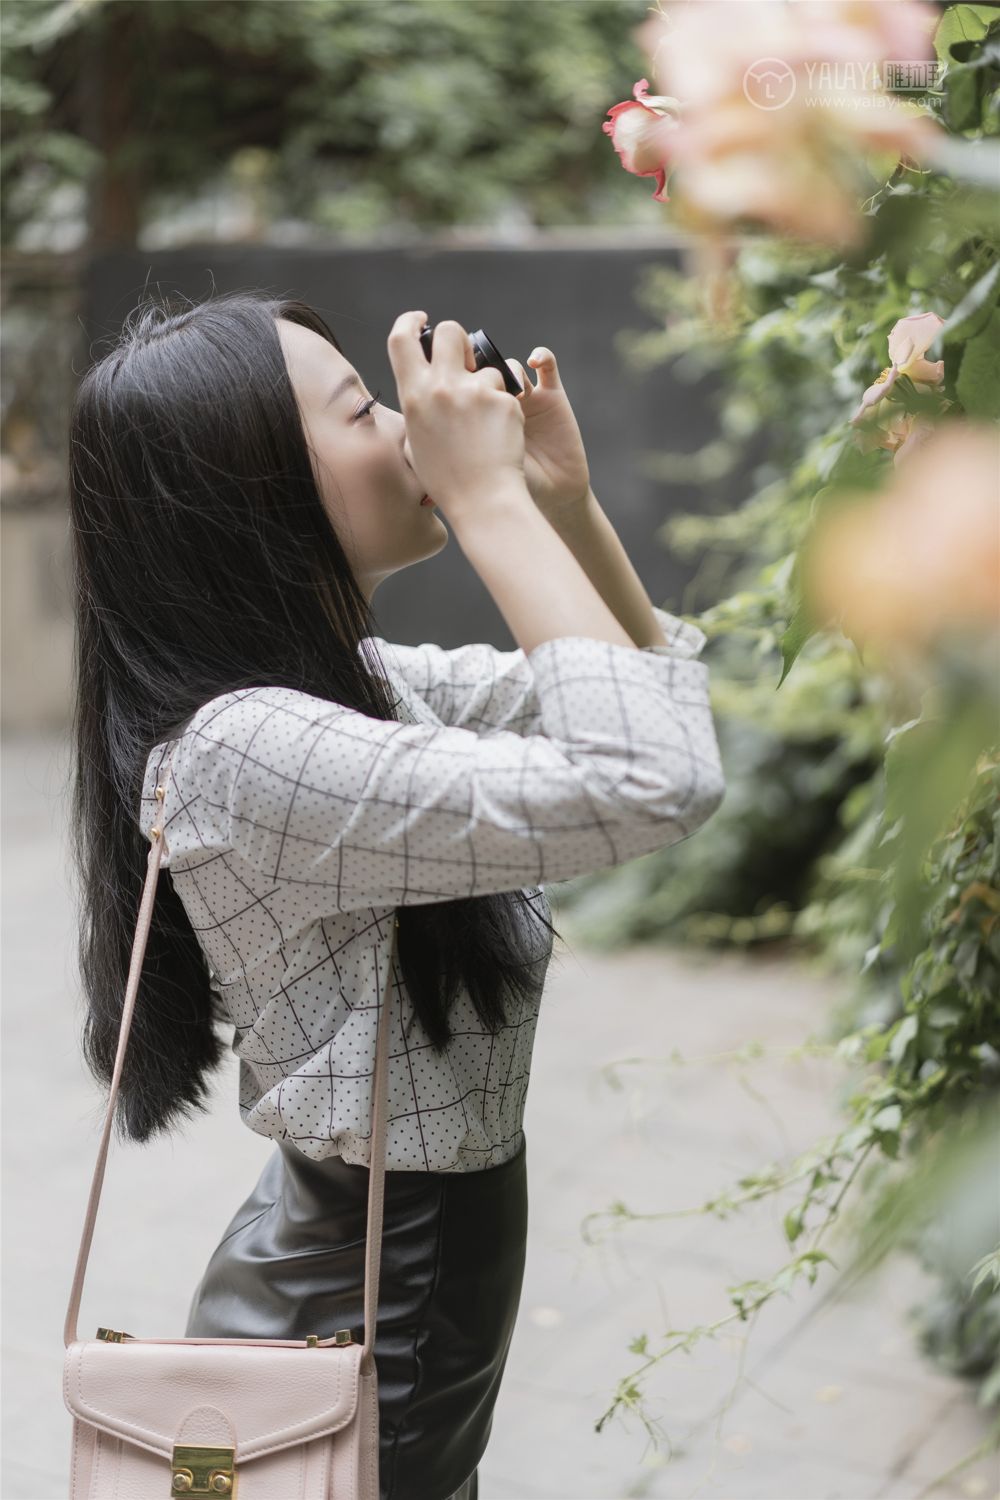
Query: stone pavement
[{"left": 3, "top": 731, "right": 997, "bottom": 1500}]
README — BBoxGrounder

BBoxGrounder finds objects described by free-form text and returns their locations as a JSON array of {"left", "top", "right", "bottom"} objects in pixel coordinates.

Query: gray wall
[{"left": 80, "top": 239, "right": 746, "bottom": 651}]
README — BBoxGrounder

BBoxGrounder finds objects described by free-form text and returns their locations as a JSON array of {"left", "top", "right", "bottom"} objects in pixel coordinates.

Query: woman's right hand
[{"left": 388, "top": 310, "right": 527, "bottom": 525}]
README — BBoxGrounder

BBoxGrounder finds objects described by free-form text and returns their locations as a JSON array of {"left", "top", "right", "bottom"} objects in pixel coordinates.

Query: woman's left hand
[{"left": 501, "top": 347, "right": 591, "bottom": 522}]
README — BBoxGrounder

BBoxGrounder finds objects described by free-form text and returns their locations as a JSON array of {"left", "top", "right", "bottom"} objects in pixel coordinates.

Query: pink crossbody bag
[{"left": 62, "top": 740, "right": 396, "bottom": 1497}]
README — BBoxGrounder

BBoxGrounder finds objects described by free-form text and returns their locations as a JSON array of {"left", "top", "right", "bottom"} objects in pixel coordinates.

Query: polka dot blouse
[{"left": 138, "top": 606, "right": 726, "bottom": 1174}]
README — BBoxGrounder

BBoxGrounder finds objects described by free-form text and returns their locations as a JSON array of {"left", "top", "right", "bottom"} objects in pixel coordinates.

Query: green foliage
[
  {"left": 935, "top": 1, "right": 1000, "bottom": 132},
  {"left": 0, "top": 0, "right": 656, "bottom": 247},
  {"left": 555, "top": 3, "right": 1000, "bottom": 1450},
  {"left": 957, "top": 307, "right": 1000, "bottom": 413},
  {"left": 846, "top": 759, "right": 1000, "bottom": 1130}
]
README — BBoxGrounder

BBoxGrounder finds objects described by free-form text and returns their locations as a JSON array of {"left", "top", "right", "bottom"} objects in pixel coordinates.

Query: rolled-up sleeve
[
  {"left": 365, "top": 605, "right": 708, "bottom": 736},
  {"left": 193, "top": 629, "right": 725, "bottom": 914}
]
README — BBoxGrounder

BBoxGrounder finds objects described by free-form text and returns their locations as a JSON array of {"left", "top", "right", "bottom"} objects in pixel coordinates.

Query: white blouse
[{"left": 138, "top": 606, "right": 725, "bottom": 1173}]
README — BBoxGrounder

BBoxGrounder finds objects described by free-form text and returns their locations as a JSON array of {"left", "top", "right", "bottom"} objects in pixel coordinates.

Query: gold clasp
[
  {"left": 96, "top": 1326, "right": 133, "bottom": 1342},
  {"left": 305, "top": 1329, "right": 353, "bottom": 1346},
  {"left": 170, "top": 1444, "right": 236, "bottom": 1495},
  {"left": 151, "top": 783, "right": 167, "bottom": 841}
]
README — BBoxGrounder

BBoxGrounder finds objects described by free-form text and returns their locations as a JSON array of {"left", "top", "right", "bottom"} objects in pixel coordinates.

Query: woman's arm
[
  {"left": 451, "top": 481, "right": 637, "bottom": 657},
  {"left": 543, "top": 486, "right": 670, "bottom": 650},
  {"left": 369, "top": 485, "right": 705, "bottom": 734}
]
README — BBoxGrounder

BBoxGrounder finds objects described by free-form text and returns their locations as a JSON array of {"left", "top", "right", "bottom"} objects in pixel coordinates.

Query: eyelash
[{"left": 355, "top": 390, "right": 382, "bottom": 419}]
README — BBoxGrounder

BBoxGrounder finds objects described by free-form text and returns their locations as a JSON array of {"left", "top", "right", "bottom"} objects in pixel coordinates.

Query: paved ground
[{"left": 4, "top": 731, "right": 998, "bottom": 1500}]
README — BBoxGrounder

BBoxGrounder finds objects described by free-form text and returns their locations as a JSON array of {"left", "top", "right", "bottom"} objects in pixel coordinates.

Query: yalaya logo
[{"left": 743, "top": 57, "right": 796, "bottom": 111}]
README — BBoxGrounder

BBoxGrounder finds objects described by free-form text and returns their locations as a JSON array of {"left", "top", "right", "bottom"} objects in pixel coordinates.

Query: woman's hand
[
  {"left": 392, "top": 312, "right": 527, "bottom": 526},
  {"left": 464, "top": 339, "right": 591, "bottom": 523}
]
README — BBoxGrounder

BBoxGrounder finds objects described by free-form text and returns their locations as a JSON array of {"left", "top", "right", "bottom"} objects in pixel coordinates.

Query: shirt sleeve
[
  {"left": 365, "top": 605, "right": 709, "bottom": 736},
  {"left": 184, "top": 631, "right": 726, "bottom": 916}
]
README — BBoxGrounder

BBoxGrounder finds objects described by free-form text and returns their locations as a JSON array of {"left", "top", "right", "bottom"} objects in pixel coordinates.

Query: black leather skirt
[{"left": 184, "top": 1132, "right": 529, "bottom": 1500}]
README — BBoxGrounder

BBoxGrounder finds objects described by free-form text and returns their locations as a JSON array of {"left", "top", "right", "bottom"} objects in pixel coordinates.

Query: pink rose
[
  {"left": 851, "top": 311, "right": 945, "bottom": 425},
  {"left": 887, "top": 311, "right": 947, "bottom": 385},
  {"left": 601, "top": 78, "right": 681, "bottom": 204}
]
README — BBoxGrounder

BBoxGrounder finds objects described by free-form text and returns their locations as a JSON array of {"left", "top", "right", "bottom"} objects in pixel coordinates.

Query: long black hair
[{"left": 68, "top": 287, "right": 559, "bottom": 1146}]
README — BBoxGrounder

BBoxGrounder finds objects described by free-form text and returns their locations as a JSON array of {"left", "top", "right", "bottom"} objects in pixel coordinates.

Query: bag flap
[{"left": 64, "top": 1339, "right": 363, "bottom": 1462}]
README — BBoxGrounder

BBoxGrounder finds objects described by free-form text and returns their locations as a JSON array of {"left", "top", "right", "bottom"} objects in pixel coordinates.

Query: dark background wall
[{"left": 81, "top": 242, "right": 748, "bottom": 649}]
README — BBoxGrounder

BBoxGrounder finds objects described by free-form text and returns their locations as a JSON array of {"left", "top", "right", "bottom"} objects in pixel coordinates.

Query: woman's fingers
[
  {"left": 428, "top": 319, "right": 474, "bottom": 375},
  {"left": 505, "top": 347, "right": 560, "bottom": 400},
  {"left": 387, "top": 310, "right": 430, "bottom": 395},
  {"left": 505, "top": 357, "right": 530, "bottom": 397},
  {"left": 527, "top": 347, "right": 560, "bottom": 390}
]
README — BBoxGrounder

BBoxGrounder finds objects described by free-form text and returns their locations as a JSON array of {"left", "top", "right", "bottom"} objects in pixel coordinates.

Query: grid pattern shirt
[{"left": 138, "top": 606, "right": 725, "bottom": 1173}]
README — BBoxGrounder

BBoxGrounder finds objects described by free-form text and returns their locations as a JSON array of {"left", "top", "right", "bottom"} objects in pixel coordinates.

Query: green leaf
[
  {"left": 956, "top": 310, "right": 1000, "bottom": 416},
  {"left": 783, "top": 1205, "right": 805, "bottom": 1244},
  {"left": 858, "top": 191, "right": 932, "bottom": 279},
  {"left": 977, "top": 1356, "right": 1000, "bottom": 1407},
  {"left": 888, "top": 1014, "right": 919, "bottom": 1065},
  {"left": 776, "top": 598, "right": 816, "bottom": 689},
  {"left": 934, "top": 4, "right": 999, "bottom": 66},
  {"left": 871, "top": 1103, "right": 903, "bottom": 1132},
  {"left": 970, "top": 1249, "right": 1000, "bottom": 1293},
  {"left": 866, "top": 1031, "right": 891, "bottom": 1062},
  {"left": 954, "top": 935, "right": 981, "bottom": 979},
  {"left": 945, "top": 63, "right": 983, "bottom": 132},
  {"left": 860, "top": 941, "right": 883, "bottom": 977}
]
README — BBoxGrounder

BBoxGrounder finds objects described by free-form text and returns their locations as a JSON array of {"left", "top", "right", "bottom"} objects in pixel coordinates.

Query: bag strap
[{"left": 63, "top": 738, "right": 398, "bottom": 1372}]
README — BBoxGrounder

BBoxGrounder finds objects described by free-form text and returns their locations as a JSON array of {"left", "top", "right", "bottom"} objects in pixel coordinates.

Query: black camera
[{"left": 419, "top": 323, "right": 524, "bottom": 397}]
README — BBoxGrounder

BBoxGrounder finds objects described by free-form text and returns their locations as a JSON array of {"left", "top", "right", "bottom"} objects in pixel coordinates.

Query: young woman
[{"left": 68, "top": 291, "right": 726, "bottom": 1500}]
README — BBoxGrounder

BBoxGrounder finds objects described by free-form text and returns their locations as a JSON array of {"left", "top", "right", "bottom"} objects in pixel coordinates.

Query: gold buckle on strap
[{"left": 170, "top": 1444, "right": 236, "bottom": 1494}]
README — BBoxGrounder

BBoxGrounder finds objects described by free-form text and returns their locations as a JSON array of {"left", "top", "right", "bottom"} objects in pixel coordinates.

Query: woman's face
[{"left": 276, "top": 316, "right": 447, "bottom": 598}]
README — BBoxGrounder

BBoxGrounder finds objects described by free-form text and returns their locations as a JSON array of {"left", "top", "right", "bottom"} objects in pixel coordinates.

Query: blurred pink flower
[
  {"left": 851, "top": 310, "right": 945, "bottom": 424},
  {"left": 605, "top": 0, "right": 944, "bottom": 250},
  {"left": 803, "top": 422, "right": 1000, "bottom": 654},
  {"left": 635, "top": 0, "right": 938, "bottom": 107},
  {"left": 649, "top": 94, "right": 868, "bottom": 245}
]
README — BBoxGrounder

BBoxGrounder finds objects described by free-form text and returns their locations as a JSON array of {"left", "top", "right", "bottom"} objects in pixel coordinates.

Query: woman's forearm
[
  {"left": 450, "top": 482, "right": 639, "bottom": 658},
  {"left": 544, "top": 487, "right": 669, "bottom": 649}
]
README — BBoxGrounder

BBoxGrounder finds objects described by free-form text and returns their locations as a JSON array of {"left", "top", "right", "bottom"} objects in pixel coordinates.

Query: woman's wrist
[
  {"left": 446, "top": 474, "right": 536, "bottom": 541},
  {"left": 452, "top": 482, "right": 636, "bottom": 657}
]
